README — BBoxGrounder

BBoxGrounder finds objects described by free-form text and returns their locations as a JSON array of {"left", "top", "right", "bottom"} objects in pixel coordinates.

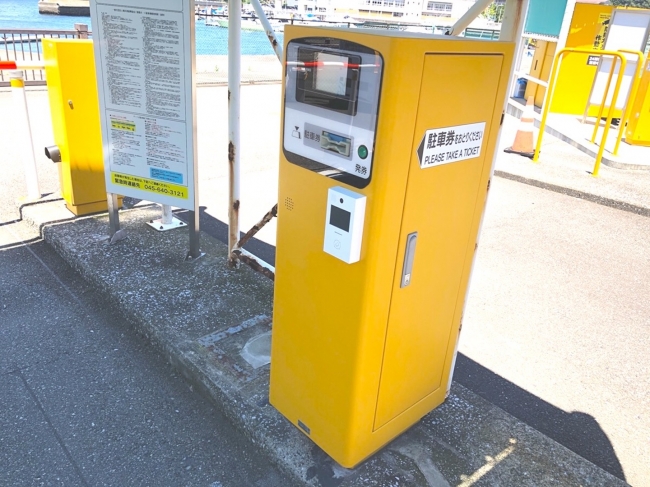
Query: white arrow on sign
[{"left": 416, "top": 122, "right": 486, "bottom": 169}]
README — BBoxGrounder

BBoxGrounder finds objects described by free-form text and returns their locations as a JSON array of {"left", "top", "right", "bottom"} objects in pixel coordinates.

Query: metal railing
[
  {"left": 224, "top": 0, "right": 522, "bottom": 278},
  {"left": 612, "top": 49, "right": 644, "bottom": 156},
  {"left": 0, "top": 24, "right": 89, "bottom": 86},
  {"left": 533, "top": 48, "right": 628, "bottom": 177}
]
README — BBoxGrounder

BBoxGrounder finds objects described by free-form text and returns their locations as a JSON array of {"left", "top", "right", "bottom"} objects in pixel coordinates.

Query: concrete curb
[
  {"left": 494, "top": 170, "right": 650, "bottom": 218},
  {"left": 506, "top": 102, "right": 650, "bottom": 172},
  {"left": 18, "top": 200, "right": 630, "bottom": 487}
]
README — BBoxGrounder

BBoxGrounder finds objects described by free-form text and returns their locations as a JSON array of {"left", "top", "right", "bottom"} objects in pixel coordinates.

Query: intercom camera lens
[{"left": 340, "top": 198, "right": 344, "bottom": 203}]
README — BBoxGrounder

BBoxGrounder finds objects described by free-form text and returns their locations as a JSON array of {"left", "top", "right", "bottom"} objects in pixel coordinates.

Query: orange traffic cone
[{"left": 504, "top": 96, "right": 536, "bottom": 158}]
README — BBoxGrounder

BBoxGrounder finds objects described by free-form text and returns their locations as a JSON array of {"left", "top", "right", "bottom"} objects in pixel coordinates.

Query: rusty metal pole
[
  {"left": 250, "top": 0, "right": 283, "bottom": 62},
  {"left": 228, "top": 0, "right": 242, "bottom": 266}
]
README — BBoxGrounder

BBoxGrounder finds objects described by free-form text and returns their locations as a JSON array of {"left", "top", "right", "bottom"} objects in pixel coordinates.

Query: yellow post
[
  {"left": 533, "top": 51, "right": 564, "bottom": 163},
  {"left": 612, "top": 50, "right": 644, "bottom": 156},
  {"left": 593, "top": 54, "right": 627, "bottom": 177},
  {"left": 533, "top": 48, "right": 626, "bottom": 171},
  {"left": 591, "top": 59, "right": 618, "bottom": 144}
]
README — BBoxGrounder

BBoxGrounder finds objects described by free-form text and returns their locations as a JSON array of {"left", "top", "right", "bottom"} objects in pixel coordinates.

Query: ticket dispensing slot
[{"left": 321, "top": 131, "right": 351, "bottom": 157}]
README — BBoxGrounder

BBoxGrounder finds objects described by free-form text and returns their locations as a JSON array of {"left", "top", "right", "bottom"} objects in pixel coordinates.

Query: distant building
[{"left": 281, "top": 0, "right": 480, "bottom": 22}]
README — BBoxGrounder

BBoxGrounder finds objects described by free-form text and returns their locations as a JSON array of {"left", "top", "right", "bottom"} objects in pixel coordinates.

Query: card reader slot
[{"left": 321, "top": 131, "right": 351, "bottom": 157}]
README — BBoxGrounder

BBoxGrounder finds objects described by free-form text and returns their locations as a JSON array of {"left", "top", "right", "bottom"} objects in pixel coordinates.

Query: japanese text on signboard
[{"left": 418, "top": 122, "right": 486, "bottom": 169}]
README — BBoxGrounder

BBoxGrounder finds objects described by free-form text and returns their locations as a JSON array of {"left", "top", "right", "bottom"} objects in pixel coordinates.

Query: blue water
[{"left": 0, "top": 0, "right": 281, "bottom": 55}]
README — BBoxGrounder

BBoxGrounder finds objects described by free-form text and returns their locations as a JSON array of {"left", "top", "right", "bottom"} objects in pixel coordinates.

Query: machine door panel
[{"left": 374, "top": 53, "right": 503, "bottom": 430}]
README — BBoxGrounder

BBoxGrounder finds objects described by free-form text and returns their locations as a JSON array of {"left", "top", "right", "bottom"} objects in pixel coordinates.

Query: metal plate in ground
[
  {"left": 196, "top": 315, "right": 272, "bottom": 384},
  {"left": 145, "top": 216, "right": 186, "bottom": 232}
]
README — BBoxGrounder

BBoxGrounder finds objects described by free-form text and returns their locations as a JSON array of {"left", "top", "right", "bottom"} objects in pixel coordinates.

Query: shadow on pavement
[
  {"left": 177, "top": 206, "right": 626, "bottom": 483},
  {"left": 454, "top": 354, "right": 626, "bottom": 482}
]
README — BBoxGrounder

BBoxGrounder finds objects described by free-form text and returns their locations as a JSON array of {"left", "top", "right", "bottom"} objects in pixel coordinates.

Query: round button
[
  {"left": 358, "top": 145, "right": 368, "bottom": 159},
  {"left": 334, "top": 240, "right": 341, "bottom": 249}
]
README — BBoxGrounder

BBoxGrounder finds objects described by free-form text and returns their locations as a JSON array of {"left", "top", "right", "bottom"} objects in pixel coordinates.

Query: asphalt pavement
[
  {"left": 0, "top": 222, "right": 296, "bottom": 486},
  {"left": 0, "top": 85, "right": 296, "bottom": 486},
  {"left": 457, "top": 176, "right": 650, "bottom": 485}
]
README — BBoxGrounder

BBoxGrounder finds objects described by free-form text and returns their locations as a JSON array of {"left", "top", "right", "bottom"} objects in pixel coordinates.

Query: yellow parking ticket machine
[{"left": 270, "top": 26, "right": 513, "bottom": 468}]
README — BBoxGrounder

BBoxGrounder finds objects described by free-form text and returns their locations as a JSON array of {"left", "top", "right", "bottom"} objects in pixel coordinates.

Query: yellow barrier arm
[
  {"left": 533, "top": 48, "right": 627, "bottom": 178},
  {"left": 613, "top": 50, "right": 644, "bottom": 156}
]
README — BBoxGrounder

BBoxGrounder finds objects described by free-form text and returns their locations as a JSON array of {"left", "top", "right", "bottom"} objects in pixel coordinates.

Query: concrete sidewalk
[{"left": 3, "top": 85, "right": 643, "bottom": 486}]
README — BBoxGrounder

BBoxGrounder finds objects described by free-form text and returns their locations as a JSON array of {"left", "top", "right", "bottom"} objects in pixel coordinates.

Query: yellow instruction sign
[
  {"left": 111, "top": 172, "right": 188, "bottom": 199},
  {"left": 110, "top": 120, "right": 136, "bottom": 132}
]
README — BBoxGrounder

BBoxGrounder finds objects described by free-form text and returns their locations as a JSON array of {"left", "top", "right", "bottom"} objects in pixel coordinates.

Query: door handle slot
[{"left": 400, "top": 232, "right": 417, "bottom": 288}]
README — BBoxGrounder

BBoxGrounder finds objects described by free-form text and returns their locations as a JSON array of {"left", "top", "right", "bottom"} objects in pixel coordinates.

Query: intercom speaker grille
[{"left": 284, "top": 197, "right": 294, "bottom": 211}]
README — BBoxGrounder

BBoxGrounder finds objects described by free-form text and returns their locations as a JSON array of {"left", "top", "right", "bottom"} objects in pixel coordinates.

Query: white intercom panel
[{"left": 324, "top": 186, "right": 366, "bottom": 264}]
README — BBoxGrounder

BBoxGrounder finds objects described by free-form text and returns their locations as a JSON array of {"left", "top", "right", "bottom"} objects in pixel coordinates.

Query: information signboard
[{"left": 90, "top": 0, "right": 197, "bottom": 211}]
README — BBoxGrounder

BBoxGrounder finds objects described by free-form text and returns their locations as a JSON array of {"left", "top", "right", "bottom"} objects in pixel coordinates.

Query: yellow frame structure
[
  {"left": 533, "top": 48, "right": 627, "bottom": 177},
  {"left": 613, "top": 50, "right": 645, "bottom": 155}
]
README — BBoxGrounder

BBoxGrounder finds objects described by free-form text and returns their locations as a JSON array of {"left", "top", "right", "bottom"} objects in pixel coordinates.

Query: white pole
[
  {"left": 447, "top": 0, "right": 494, "bottom": 36},
  {"left": 228, "top": 0, "right": 242, "bottom": 265},
  {"left": 250, "top": 0, "right": 283, "bottom": 62},
  {"left": 10, "top": 70, "right": 40, "bottom": 200},
  {"left": 446, "top": 0, "right": 529, "bottom": 397},
  {"left": 501, "top": 0, "right": 531, "bottom": 97}
]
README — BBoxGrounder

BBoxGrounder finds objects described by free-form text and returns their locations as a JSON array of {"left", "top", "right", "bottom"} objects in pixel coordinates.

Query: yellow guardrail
[
  {"left": 533, "top": 48, "right": 627, "bottom": 178},
  {"left": 613, "top": 50, "right": 645, "bottom": 156}
]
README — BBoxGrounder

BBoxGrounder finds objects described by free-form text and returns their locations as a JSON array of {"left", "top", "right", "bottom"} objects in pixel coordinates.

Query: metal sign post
[
  {"left": 90, "top": 0, "right": 201, "bottom": 259},
  {"left": 228, "top": 0, "right": 242, "bottom": 267}
]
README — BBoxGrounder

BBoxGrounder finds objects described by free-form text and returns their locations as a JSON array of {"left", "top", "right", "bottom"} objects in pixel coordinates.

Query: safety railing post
[
  {"left": 10, "top": 70, "right": 40, "bottom": 200},
  {"left": 533, "top": 52, "right": 564, "bottom": 163},
  {"left": 613, "top": 50, "right": 644, "bottom": 156},
  {"left": 591, "top": 57, "right": 618, "bottom": 144},
  {"left": 533, "top": 48, "right": 626, "bottom": 178},
  {"left": 593, "top": 55, "right": 627, "bottom": 177}
]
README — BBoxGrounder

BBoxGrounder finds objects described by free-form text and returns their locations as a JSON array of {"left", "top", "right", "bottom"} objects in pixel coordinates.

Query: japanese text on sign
[
  {"left": 418, "top": 122, "right": 486, "bottom": 169},
  {"left": 91, "top": 0, "right": 197, "bottom": 210}
]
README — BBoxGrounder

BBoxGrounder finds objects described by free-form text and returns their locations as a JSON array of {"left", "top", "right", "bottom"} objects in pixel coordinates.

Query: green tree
[
  {"left": 609, "top": 0, "right": 650, "bottom": 7},
  {"left": 481, "top": 2, "right": 505, "bottom": 23}
]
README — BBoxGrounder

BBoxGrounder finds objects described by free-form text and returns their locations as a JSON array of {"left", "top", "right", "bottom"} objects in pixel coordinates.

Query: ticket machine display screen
[
  {"left": 315, "top": 53, "right": 349, "bottom": 96},
  {"left": 296, "top": 48, "right": 361, "bottom": 116},
  {"left": 283, "top": 37, "right": 383, "bottom": 189}
]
